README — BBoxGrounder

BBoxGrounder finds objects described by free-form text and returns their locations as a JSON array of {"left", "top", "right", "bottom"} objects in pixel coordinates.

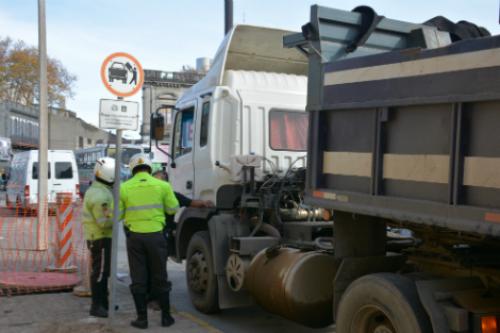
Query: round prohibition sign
[{"left": 100, "top": 52, "right": 144, "bottom": 97}]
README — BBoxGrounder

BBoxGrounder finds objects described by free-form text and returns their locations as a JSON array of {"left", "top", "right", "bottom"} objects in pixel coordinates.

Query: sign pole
[
  {"left": 37, "top": 0, "right": 49, "bottom": 250},
  {"left": 109, "top": 124, "right": 122, "bottom": 320},
  {"left": 99, "top": 52, "right": 143, "bottom": 320}
]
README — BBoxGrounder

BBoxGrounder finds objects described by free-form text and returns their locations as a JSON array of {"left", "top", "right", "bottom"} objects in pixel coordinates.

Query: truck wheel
[
  {"left": 336, "top": 273, "right": 431, "bottom": 333},
  {"left": 186, "top": 231, "right": 219, "bottom": 313}
]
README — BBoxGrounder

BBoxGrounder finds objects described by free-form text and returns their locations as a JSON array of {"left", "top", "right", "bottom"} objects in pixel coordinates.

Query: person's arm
[
  {"left": 174, "top": 191, "right": 192, "bottom": 207},
  {"left": 119, "top": 186, "right": 126, "bottom": 222},
  {"left": 190, "top": 199, "right": 214, "bottom": 208},
  {"left": 174, "top": 191, "right": 214, "bottom": 208},
  {"left": 163, "top": 183, "right": 180, "bottom": 215}
]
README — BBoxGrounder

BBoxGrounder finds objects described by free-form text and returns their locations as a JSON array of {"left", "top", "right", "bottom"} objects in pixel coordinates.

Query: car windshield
[{"left": 111, "top": 62, "right": 124, "bottom": 69}]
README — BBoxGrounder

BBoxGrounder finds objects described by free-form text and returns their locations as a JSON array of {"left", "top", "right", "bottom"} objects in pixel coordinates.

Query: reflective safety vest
[
  {"left": 120, "top": 171, "right": 179, "bottom": 233},
  {"left": 82, "top": 180, "right": 114, "bottom": 241}
]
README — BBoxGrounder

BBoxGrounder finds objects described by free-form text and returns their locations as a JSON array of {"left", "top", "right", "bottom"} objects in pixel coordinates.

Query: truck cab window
[
  {"left": 173, "top": 107, "right": 195, "bottom": 158},
  {"left": 200, "top": 101, "right": 210, "bottom": 147},
  {"left": 269, "top": 110, "right": 309, "bottom": 151}
]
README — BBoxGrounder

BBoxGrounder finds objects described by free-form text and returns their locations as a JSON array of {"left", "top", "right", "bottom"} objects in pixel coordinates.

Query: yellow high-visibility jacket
[
  {"left": 120, "top": 171, "right": 179, "bottom": 233},
  {"left": 82, "top": 181, "right": 114, "bottom": 240}
]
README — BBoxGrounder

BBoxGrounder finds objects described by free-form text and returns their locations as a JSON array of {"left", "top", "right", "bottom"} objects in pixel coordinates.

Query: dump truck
[{"left": 150, "top": 5, "right": 500, "bottom": 332}]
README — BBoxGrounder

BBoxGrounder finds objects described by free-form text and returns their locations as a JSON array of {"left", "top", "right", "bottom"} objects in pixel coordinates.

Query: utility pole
[
  {"left": 225, "top": 0, "right": 233, "bottom": 35},
  {"left": 37, "top": 0, "right": 49, "bottom": 250}
]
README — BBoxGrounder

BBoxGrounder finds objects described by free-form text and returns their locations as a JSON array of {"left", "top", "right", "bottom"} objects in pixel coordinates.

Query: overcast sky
[{"left": 1, "top": 0, "right": 499, "bottom": 139}]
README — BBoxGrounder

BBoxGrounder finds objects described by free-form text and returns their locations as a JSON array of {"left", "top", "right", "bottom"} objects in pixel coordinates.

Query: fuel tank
[{"left": 245, "top": 247, "right": 337, "bottom": 328}]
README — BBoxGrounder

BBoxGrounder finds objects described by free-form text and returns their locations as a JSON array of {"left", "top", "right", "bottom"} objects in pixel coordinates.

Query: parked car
[
  {"left": 108, "top": 61, "right": 128, "bottom": 84},
  {"left": 6, "top": 150, "right": 80, "bottom": 209}
]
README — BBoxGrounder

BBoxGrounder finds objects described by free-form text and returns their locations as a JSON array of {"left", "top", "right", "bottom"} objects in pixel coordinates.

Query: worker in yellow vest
[
  {"left": 120, "top": 153, "right": 179, "bottom": 329},
  {"left": 82, "top": 157, "right": 116, "bottom": 318}
]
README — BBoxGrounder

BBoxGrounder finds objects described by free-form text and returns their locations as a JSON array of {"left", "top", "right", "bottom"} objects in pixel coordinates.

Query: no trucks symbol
[{"left": 100, "top": 52, "right": 144, "bottom": 97}]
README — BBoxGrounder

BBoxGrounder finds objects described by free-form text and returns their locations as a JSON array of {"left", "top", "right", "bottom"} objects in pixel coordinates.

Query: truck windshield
[{"left": 269, "top": 110, "right": 308, "bottom": 151}]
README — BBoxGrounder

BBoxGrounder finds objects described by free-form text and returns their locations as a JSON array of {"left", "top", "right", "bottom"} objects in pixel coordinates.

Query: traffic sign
[
  {"left": 99, "top": 99, "right": 139, "bottom": 130},
  {"left": 100, "top": 52, "right": 144, "bottom": 97}
]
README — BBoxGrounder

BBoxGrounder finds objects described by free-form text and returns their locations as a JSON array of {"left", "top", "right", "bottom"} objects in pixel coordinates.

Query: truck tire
[
  {"left": 336, "top": 273, "right": 431, "bottom": 333},
  {"left": 186, "top": 231, "right": 219, "bottom": 313}
]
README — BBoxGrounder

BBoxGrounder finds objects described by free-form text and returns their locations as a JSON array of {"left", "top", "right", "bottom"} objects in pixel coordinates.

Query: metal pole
[
  {"left": 109, "top": 127, "right": 122, "bottom": 320},
  {"left": 37, "top": 0, "right": 49, "bottom": 250},
  {"left": 109, "top": 126, "right": 122, "bottom": 320},
  {"left": 224, "top": 0, "right": 233, "bottom": 35}
]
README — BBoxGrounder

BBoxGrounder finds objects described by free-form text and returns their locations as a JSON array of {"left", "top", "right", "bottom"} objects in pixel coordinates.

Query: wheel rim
[
  {"left": 352, "top": 305, "right": 396, "bottom": 333},
  {"left": 187, "top": 250, "right": 209, "bottom": 294}
]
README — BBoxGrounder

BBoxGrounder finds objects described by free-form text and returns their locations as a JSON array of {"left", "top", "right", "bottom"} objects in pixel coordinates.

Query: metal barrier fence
[{"left": 0, "top": 195, "right": 89, "bottom": 296}]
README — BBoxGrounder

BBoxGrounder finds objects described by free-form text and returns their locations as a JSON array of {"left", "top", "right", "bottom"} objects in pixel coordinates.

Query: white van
[{"left": 6, "top": 150, "right": 80, "bottom": 209}]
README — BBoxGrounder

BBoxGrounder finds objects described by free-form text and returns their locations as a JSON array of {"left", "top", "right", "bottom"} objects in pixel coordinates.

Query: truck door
[
  {"left": 193, "top": 93, "right": 214, "bottom": 200},
  {"left": 169, "top": 103, "right": 196, "bottom": 197}
]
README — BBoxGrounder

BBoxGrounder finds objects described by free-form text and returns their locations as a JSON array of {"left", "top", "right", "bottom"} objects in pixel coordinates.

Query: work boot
[
  {"left": 90, "top": 281, "right": 108, "bottom": 318},
  {"left": 90, "top": 304, "right": 108, "bottom": 318},
  {"left": 159, "top": 291, "right": 175, "bottom": 327},
  {"left": 131, "top": 293, "right": 148, "bottom": 329},
  {"left": 100, "top": 280, "right": 109, "bottom": 311}
]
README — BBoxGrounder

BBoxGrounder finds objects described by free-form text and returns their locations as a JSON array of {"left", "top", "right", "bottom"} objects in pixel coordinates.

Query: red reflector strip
[
  {"left": 485, "top": 213, "right": 500, "bottom": 223},
  {"left": 481, "top": 315, "right": 498, "bottom": 333},
  {"left": 313, "top": 191, "right": 325, "bottom": 198}
]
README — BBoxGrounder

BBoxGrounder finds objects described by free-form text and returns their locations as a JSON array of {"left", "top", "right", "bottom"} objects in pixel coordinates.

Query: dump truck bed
[{"left": 306, "top": 35, "right": 500, "bottom": 237}]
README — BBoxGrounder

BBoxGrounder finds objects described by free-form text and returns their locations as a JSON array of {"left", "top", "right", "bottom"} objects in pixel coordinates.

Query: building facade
[
  {"left": 142, "top": 70, "right": 204, "bottom": 143},
  {"left": 0, "top": 101, "right": 112, "bottom": 151}
]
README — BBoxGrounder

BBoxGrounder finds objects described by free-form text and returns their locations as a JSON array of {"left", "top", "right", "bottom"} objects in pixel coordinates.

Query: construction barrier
[
  {"left": 0, "top": 195, "right": 88, "bottom": 296},
  {"left": 46, "top": 193, "right": 76, "bottom": 272}
]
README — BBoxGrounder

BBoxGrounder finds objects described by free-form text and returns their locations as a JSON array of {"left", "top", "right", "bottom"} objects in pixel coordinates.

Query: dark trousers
[
  {"left": 87, "top": 238, "right": 111, "bottom": 307},
  {"left": 126, "top": 230, "right": 170, "bottom": 296}
]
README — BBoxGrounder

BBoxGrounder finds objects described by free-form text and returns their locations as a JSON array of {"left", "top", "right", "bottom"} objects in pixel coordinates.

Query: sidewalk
[{"left": 0, "top": 279, "right": 219, "bottom": 333}]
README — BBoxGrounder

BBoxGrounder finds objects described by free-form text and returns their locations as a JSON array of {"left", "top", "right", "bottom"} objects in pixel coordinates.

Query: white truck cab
[{"left": 168, "top": 25, "right": 308, "bottom": 206}]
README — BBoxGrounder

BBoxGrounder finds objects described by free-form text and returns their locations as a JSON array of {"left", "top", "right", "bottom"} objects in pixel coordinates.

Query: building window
[
  {"left": 87, "top": 138, "right": 92, "bottom": 145},
  {"left": 79, "top": 136, "right": 84, "bottom": 148}
]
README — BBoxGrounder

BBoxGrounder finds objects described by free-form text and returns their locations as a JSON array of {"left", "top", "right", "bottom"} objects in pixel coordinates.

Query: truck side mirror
[{"left": 151, "top": 113, "right": 165, "bottom": 141}]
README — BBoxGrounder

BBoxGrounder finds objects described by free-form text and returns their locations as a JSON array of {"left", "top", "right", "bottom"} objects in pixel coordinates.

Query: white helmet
[
  {"left": 94, "top": 157, "right": 116, "bottom": 183},
  {"left": 129, "top": 153, "right": 152, "bottom": 173}
]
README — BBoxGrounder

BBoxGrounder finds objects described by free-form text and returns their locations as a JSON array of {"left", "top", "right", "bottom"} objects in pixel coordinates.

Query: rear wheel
[
  {"left": 336, "top": 273, "right": 431, "bottom": 333},
  {"left": 186, "top": 231, "right": 219, "bottom": 313}
]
